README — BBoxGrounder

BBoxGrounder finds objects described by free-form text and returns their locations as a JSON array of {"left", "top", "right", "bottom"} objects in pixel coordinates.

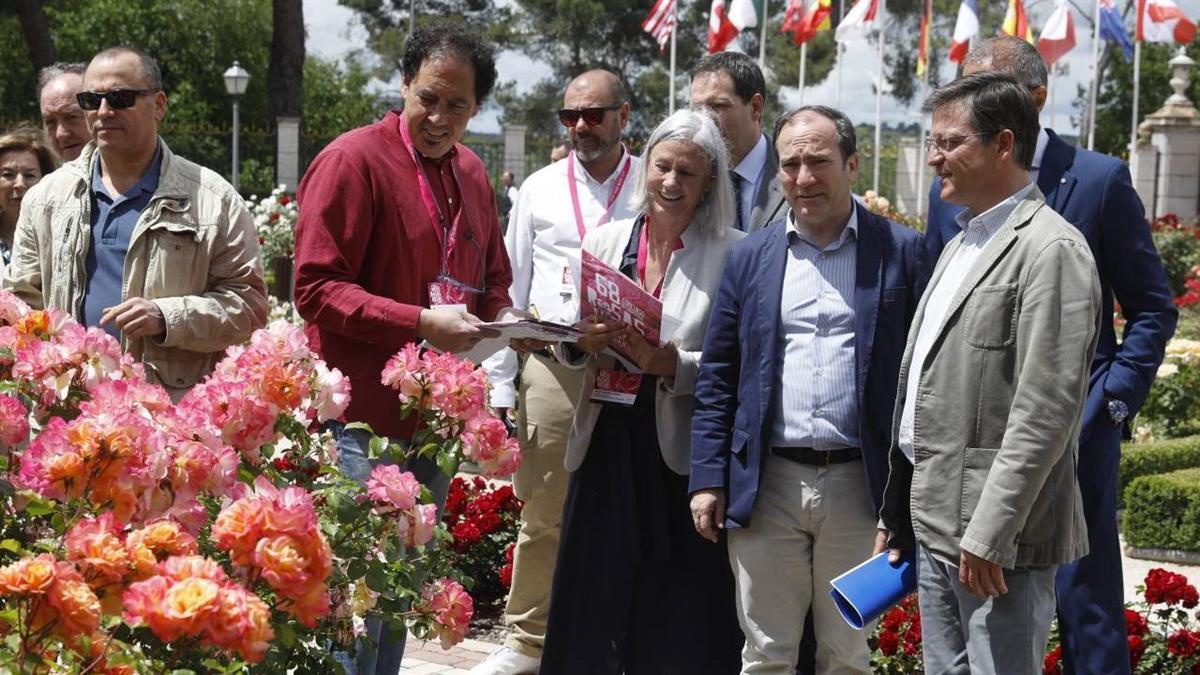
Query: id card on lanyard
[
  {"left": 564, "top": 152, "right": 632, "bottom": 298},
  {"left": 398, "top": 114, "right": 482, "bottom": 311}
]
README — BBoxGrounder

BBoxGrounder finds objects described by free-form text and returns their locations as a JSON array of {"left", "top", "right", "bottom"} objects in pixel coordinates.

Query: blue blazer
[
  {"left": 924, "top": 129, "right": 1177, "bottom": 436},
  {"left": 690, "top": 203, "right": 924, "bottom": 527}
]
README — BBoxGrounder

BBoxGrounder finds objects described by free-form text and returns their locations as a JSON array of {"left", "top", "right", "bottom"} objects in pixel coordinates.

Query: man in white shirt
[
  {"left": 690, "top": 51, "right": 785, "bottom": 232},
  {"left": 474, "top": 69, "right": 640, "bottom": 675}
]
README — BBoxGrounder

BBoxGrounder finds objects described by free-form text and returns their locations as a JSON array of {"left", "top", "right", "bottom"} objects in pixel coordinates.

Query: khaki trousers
[
  {"left": 503, "top": 353, "right": 586, "bottom": 657},
  {"left": 728, "top": 456, "right": 876, "bottom": 675}
]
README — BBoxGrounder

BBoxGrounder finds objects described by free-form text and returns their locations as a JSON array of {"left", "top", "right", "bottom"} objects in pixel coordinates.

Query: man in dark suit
[
  {"left": 690, "top": 105, "right": 923, "bottom": 673},
  {"left": 923, "top": 37, "right": 1177, "bottom": 675},
  {"left": 690, "top": 51, "right": 786, "bottom": 232}
]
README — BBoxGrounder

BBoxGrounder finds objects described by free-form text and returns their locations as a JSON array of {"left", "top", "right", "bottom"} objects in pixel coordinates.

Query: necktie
[{"left": 731, "top": 172, "right": 746, "bottom": 231}]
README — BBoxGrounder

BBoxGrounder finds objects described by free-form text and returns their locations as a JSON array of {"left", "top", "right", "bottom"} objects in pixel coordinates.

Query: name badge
[
  {"left": 560, "top": 266, "right": 574, "bottom": 297},
  {"left": 590, "top": 368, "right": 642, "bottom": 406},
  {"left": 429, "top": 280, "right": 468, "bottom": 308}
]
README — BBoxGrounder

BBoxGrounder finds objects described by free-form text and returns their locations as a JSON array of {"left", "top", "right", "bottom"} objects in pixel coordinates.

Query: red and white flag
[
  {"left": 948, "top": 0, "right": 980, "bottom": 64},
  {"left": 708, "top": 0, "right": 759, "bottom": 53},
  {"left": 1037, "top": 1, "right": 1076, "bottom": 66},
  {"left": 835, "top": 0, "right": 880, "bottom": 43},
  {"left": 783, "top": 0, "right": 833, "bottom": 45},
  {"left": 643, "top": 0, "right": 677, "bottom": 51},
  {"left": 1138, "top": 0, "right": 1197, "bottom": 44}
]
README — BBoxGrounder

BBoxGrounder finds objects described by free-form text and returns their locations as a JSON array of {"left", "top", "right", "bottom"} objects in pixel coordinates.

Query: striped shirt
[{"left": 770, "top": 207, "right": 861, "bottom": 449}]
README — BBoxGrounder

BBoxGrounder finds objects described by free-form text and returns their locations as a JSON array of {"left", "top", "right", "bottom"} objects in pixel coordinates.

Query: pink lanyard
[
  {"left": 567, "top": 151, "right": 633, "bottom": 241},
  {"left": 636, "top": 216, "right": 682, "bottom": 299},
  {"left": 398, "top": 114, "right": 458, "bottom": 272}
]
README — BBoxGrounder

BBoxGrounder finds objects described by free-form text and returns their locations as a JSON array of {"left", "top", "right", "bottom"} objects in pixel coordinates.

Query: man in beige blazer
[{"left": 879, "top": 73, "right": 1102, "bottom": 673}]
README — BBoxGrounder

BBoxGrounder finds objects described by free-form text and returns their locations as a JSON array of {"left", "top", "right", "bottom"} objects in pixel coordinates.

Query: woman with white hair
[{"left": 540, "top": 108, "right": 745, "bottom": 674}]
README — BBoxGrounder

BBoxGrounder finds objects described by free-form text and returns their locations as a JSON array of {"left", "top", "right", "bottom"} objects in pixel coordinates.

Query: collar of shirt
[
  {"left": 954, "top": 182, "right": 1036, "bottom": 240},
  {"left": 786, "top": 201, "right": 859, "bottom": 252},
  {"left": 571, "top": 146, "right": 630, "bottom": 188},
  {"left": 1032, "top": 127, "right": 1049, "bottom": 172},
  {"left": 91, "top": 142, "right": 163, "bottom": 204},
  {"left": 733, "top": 134, "right": 768, "bottom": 188}
]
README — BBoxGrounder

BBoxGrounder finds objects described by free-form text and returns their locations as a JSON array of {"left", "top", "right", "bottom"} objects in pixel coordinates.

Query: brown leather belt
[{"left": 771, "top": 446, "right": 862, "bottom": 466}]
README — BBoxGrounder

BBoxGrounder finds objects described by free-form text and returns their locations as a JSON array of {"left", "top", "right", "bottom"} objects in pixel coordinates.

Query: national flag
[
  {"left": 783, "top": 0, "right": 834, "bottom": 45},
  {"left": 917, "top": 0, "right": 932, "bottom": 77},
  {"left": 1099, "top": 0, "right": 1134, "bottom": 58},
  {"left": 708, "top": 0, "right": 759, "bottom": 53},
  {"left": 643, "top": 0, "right": 677, "bottom": 51},
  {"left": 1038, "top": 1, "right": 1076, "bottom": 66},
  {"left": 1002, "top": 0, "right": 1034, "bottom": 44},
  {"left": 1138, "top": 0, "right": 1197, "bottom": 44},
  {"left": 949, "top": 0, "right": 980, "bottom": 63},
  {"left": 834, "top": 0, "right": 880, "bottom": 42}
]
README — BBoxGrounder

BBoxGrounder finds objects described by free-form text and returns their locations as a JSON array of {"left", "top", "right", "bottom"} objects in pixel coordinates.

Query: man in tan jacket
[
  {"left": 5, "top": 46, "right": 267, "bottom": 399},
  {"left": 879, "top": 73, "right": 1101, "bottom": 673}
]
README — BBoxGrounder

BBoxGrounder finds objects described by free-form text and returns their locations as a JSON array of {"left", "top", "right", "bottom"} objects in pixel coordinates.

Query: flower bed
[
  {"left": 0, "top": 293, "right": 519, "bottom": 671},
  {"left": 441, "top": 476, "right": 523, "bottom": 613}
]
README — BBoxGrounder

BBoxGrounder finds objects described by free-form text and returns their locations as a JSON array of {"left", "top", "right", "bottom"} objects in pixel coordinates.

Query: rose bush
[
  {"left": 441, "top": 476, "right": 523, "bottom": 608},
  {"left": 0, "top": 292, "right": 515, "bottom": 672}
]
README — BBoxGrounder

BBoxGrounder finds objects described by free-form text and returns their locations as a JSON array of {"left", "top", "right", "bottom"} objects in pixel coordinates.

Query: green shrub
[
  {"left": 1120, "top": 436, "right": 1200, "bottom": 508},
  {"left": 1139, "top": 358, "right": 1200, "bottom": 439},
  {"left": 1123, "top": 468, "right": 1200, "bottom": 553}
]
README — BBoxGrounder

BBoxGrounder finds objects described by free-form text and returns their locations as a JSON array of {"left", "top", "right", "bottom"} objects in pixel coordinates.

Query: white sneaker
[{"left": 468, "top": 646, "right": 541, "bottom": 675}]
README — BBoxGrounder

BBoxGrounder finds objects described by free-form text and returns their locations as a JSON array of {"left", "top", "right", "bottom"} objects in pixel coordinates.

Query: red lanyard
[
  {"left": 636, "top": 216, "right": 683, "bottom": 299},
  {"left": 398, "top": 113, "right": 458, "bottom": 273},
  {"left": 568, "top": 151, "right": 633, "bottom": 241}
]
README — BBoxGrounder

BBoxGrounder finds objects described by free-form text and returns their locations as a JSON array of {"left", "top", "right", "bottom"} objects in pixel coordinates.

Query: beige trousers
[
  {"left": 728, "top": 456, "right": 877, "bottom": 674},
  {"left": 502, "top": 353, "right": 586, "bottom": 657}
]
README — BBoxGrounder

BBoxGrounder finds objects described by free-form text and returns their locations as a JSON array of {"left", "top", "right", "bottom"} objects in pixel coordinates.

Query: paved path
[{"left": 400, "top": 536, "right": 1200, "bottom": 673}]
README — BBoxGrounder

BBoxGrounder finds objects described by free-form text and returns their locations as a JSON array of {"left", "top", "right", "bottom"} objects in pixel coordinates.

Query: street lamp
[{"left": 223, "top": 61, "right": 251, "bottom": 191}]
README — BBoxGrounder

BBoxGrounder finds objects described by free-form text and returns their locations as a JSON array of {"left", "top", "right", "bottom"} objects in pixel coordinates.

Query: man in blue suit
[
  {"left": 690, "top": 106, "right": 923, "bottom": 673},
  {"left": 924, "top": 37, "right": 1177, "bottom": 675}
]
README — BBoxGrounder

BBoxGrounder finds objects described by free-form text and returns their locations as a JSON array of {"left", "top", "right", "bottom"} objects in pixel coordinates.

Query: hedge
[
  {"left": 1123, "top": 468, "right": 1200, "bottom": 553},
  {"left": 1119, "top": 436, "right": 1200, "bottom": 508}
]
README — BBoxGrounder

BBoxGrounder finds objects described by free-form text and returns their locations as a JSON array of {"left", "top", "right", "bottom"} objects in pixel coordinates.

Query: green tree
[{"left": 1091, "top": 40, "right": 1200, "bottom": 159}]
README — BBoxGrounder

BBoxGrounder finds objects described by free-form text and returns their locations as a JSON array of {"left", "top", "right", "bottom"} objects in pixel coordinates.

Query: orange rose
[
  {"left": 126, "top": 520, "right": 198, "bottom": 578},
  {"left": 47, "top": 574, "right": 101, "bottom": 637},
  {"left": 42, "top": 451, "right": 85, "bottom": 495},
  {"left": 212, "top": 498, "right": 263, "bottom": 566},
  {"left": 237, "top": 592, "right": 275, "bottom": 663},
  {"left": 161, "top": 577, "right": 221, "bottom": 637},
  {"left": 0, "top": 554, "right": 57, "bottom": 595}
]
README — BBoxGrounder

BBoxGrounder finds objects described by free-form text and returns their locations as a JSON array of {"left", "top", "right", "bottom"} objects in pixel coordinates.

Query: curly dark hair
[{"left": 401, "top": 20, "right": 498, "bottom": 104}]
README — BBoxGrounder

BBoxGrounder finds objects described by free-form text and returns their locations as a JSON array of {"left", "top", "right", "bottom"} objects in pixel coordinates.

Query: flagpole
[
  {"left": 760, "top": 0, "right": 770, "bottom": 67},
  {"left": 1086, "top": 0, "right": 1102, "bottom": 150},
  {"left": 915, "top": 64, "right": 928, "bottom": 215},
  {"left": 872, "top": 0, "right": 885, "bottom": 193},
  {"left": 799, "top": 42, "right": 808, "bottom": 105},
  {"left": 836, "top": 0, "right": 845, "bottom": 107},
  {"left": 1047, "top": 70, "right": 1055, "bottom": 131},
  {"left": 669, "top": 15, "right": 678, "bottom": 114},
  {"left": 1131, "top": 38, "right": 1141, "bottom": 177}
]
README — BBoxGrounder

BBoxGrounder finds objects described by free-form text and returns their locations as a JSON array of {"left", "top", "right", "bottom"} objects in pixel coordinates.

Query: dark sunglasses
[
  {"left": 557, "top": 105, "right": 621, "bottom": 128},
  {"left": 76, "top": 89, "right": 157, "bottom": 111}
]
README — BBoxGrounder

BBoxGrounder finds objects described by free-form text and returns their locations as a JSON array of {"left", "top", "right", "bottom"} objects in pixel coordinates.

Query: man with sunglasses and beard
[
  {"left": 4, "top": 46, "right": 268, "bottom": 400},
  {"left": 474, "top": 69, "right": 640, "bottom": 675}
]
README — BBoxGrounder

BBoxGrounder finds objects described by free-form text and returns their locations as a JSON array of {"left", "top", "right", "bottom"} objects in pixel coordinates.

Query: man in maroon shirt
[{"left": 294, "top": 20, "right": 516, "bottom": 674}]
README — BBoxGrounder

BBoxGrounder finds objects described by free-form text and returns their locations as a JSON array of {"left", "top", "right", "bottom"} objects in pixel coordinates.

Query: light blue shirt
[
  {"left": 771, "top": 205, "right": 861, "bottom": 449},
  {"left": 83, "top": 145, "right": 163, "bottom": 339},
  {"left": 732, "top": 135, "right": 768, "bottom": 231}
]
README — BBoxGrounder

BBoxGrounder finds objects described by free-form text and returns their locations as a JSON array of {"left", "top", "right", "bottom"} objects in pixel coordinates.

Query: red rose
[
  {"left": 1129, "top": 635, "right": 1146, "bottom": 667},
  {"left": 1043, "top": 645, "right": 1062, "bottom": 674},
  {"left": 279, "top": 194, "right": 291, "bottom": 206},
  {"left": 450, "top": 522, "right": 482, "bottom": 552},
  {"left": 1125, "top": 608, "right": 1149, "bottom": 637},
  {"left": 902, "top": 638, "right": 919, "bottom": 657},
  {"left": 499, "top": 561, "right": 513, "bottom": 588},
  {"left": 877, "top": 631, "right": 899, "bottom": 656},
  {"left": 905, "top": 620, "right": 922, "bottom": 645},
  {"left": 505, "top": 542, "right": 515, "bottom": 563},
  {"left": 1168, "top": 630, "right": 1200, "bottom": 658},
  {"left": 881, "top": 607, "right": 906, "bottom": 632},
  {"left": 476, "top": 511, "right": 502, "bottom": 534}
]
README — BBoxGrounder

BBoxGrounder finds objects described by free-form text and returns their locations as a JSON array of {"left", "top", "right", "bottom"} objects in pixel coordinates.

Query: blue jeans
[{"left": 329, "top": 421, "right": 451, "bottom": 675}]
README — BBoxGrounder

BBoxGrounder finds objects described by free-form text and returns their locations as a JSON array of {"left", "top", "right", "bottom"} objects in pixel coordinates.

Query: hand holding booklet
[
  {"left": 578, "top": 250, "right": 676, "bottom": 369},
  {"left": 828, "top": 550, "right": 917, "bottom": 630},
  {"left": 473, "top": 318, "right": 585, "bottom": 343}
]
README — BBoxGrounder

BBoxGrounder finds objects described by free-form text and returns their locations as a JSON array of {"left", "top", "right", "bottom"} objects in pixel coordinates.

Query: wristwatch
[{"left": 1106, "top": 398, "right": 1129, "bottom": 426}]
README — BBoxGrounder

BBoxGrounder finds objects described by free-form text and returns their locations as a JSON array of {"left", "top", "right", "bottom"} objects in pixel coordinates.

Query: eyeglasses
[
  {"left": 76, "top": 89, "right": 157, "bottom": 111},
  {"left": 557, "top": 105, "right": 622, "bottom": 128},
  {"left": 923, "top": 132, "right": 992, "bottom": 155}
]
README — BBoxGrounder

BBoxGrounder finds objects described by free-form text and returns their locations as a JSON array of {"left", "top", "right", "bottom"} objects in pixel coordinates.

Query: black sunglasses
[
  {"left": 557, "top": 105, "right": 621, "bottom": 128},
  {"left": 76, "top": 89, "right": 157, "bottom": 111}
]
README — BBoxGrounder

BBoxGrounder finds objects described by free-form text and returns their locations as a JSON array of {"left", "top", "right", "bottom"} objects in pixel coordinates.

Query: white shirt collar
[
  {"left": 1032, "top": 128, "right": 1050, "bottom": 170},
  {"left": 733, "top": 134, "right": 769, "bottom": 186}
]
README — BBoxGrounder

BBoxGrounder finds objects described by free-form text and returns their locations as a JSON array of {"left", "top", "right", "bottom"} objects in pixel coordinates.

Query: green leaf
[
  {"left": 0, "top": 539, "right": 21, "bottom": 553},
  {"left": 21, "top": 496, "right": 54, "bottom": 516},
  {"left": 0, "top": 478, "right": 13, "bottom": 498},
  {"left": 347, "top": 559, "right": 369, "bottom": 580},
  {"left": 345, "top": 421, "right": 375, "bottom": 434},
  {"left": 437, "top": 450, "right": 460, "bottom": 477},
  {"left": 368, "top": 435, "right": 387, "bottom": 460},
  {"left": 365, "top": 564, "right": 389, "bottom": 593},
  {"left": 277, "top": 622, "right": 297, "bottom": 647}
]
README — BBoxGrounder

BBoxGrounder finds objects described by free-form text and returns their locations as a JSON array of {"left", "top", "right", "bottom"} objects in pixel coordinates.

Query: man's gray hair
[
  {"left": 963, "top": 36, "right": 1048, "bottom": 91},
  {"left": 923, "top": 72, "right": 1039, "bottom": 170},
  {"left": 90, "top": 46, "right": 164, "bottom": 91},
  {"left": 37, "top": 62, "right": 87, "bottom": 97},
  {"left": 629, "top": 108, "right": 735, "bottom": 238}
]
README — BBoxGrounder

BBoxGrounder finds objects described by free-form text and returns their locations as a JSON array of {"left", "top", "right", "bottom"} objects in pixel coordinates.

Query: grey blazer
[
  {"left": 748, "top": 135, "right": 786, "bottom": 233},
  {"left": 557, "top": 217, "right": 744, "bottom": 475},
  {"left": 880, "top": 188, "right": 1102, "bottom": 569}
]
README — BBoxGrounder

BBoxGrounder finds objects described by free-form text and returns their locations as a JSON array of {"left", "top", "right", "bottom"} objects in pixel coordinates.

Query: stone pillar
[
  {"left": 1134, "top": 142, "right": 1159, "bottom": 216},
  {"left": 893, "top": 136, "right": 936, "bottom": 217},
  {"left": 276, "top": 116, "right": 301, "bottom": 192},
  {"left": 1137, "top": 48, "right": 1200, "bottom": 218},
  {"left": 503, "top": 124, "right": 528, "bottom": 184}
]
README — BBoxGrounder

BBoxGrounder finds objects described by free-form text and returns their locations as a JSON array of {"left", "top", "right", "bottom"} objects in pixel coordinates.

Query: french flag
[
  {"left": 708, "top": 0, "right": 759, "bottom": 53},
  {"left": 1138, "top": 0, "right": 1197, "bottom": 44},
  {"left": 1038, "top": 1, "right": 1076, "bottom": 67},
  {"left": 948, "top": 0, "right": 979, "bottom": 64},
  {"left": 834, "top": 0, "right": 880, "bottom": 42}
]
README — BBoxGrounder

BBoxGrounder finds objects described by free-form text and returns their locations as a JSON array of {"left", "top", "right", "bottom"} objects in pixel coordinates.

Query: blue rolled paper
[{"left": 829, "top": 550, "right": 917, "bottom": 630}]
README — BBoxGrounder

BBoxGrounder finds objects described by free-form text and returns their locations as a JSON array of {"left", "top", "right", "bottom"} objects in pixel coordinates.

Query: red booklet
[{"left": 579, "top": 249, "right": 665, "bottom": 366}]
